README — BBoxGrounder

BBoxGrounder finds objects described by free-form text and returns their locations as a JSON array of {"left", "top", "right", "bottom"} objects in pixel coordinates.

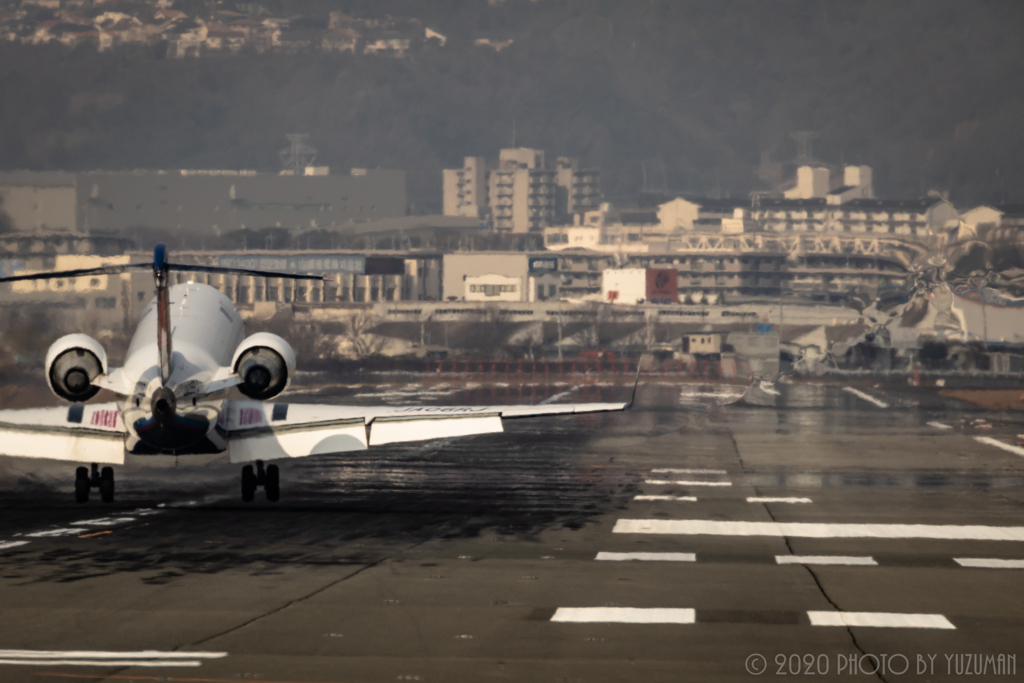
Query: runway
[{"left": 1, "top": 381, "right": 1023, "bottom": 681}]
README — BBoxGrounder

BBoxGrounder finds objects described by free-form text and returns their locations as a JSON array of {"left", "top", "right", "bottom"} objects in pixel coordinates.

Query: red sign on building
[{"left": 646, "top": 269, "right": 678, "bottom": 304}]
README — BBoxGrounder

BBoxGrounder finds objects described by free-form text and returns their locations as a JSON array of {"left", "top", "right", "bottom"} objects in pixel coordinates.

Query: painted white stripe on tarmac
[
  {"left": 842, "top": 387, "right": 889, "bottom": 408},
  {"left": 596, "top": 552, "right": 696, "bottom": 562},
  {"left": 71, "top": 517, "right": 136, "bottom": 527},
  {"left": 613, "top": 519, "right": 1024, "bottom": 541},
  {"left": 0, "top": 659, "right": 204, "bottom": 667},
  {"left": 748, "top": 497, "right": 812, "bottom": 504},
  {"left": 0, "top": 541, "right": 29, "bottom": 551},
  {"left": 807, "top": 611, "right": 955, "bottom": 629},
  {"left": 634, "top": 495, "right": 698, "bottom": 502},
  {"left": 927, "top": 421, "right": 952, "bottom": 430},
  {"left": 974, "top": 436, "right": 1024, "bottom": 458},
  {"left": 645, "top": 480, "right": 733, "bottom": 487},
  {"left": 0, "top": 650, "right": 227, "bottom": 660},
  {"left": 651, "top": 468, "right": 727, "bottom": 475},
  {"left": 24, "top": 529, "right": 82, "bottom": 538},
  {"left": 954, "top": 558, "right": 1024, "bottom": 569},
  {"left": 776, "top": 555, "right": 877, "bottom": 566},
  {"left": 551, "top": 607, "right": 695, "bottom": 624}
]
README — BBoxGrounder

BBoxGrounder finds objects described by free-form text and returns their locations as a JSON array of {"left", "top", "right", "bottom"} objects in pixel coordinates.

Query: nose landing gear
[
  {"left": 241, "top": 460, "right": 280, "bottom": 502},
  {"left": 74, "top": 464, "right": 115, "bottom": 504}
]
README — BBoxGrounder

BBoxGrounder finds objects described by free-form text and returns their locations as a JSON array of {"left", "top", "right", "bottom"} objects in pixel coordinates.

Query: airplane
[{"left": 0, "top": 244, "right": 635, "bottom": 503}]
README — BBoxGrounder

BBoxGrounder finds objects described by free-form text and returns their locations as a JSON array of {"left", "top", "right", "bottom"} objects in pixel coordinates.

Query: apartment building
[{"left": 441, "top": 148, "right": 602, "bottom": 233}]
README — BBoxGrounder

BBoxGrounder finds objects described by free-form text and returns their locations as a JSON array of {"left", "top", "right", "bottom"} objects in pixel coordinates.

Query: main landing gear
[
  {"left": 241, "top": 460, "right": 279, "bottom": 503},
  {"left": 75, "top": 463, "right": 114, "bottom": 504}
]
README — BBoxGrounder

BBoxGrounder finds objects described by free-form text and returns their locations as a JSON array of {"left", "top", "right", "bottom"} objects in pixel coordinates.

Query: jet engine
[
  {"left": 45, "top": 334, "right": 108, "bottom": 402},
  {"left": 231, "top": 333, "right": 296, "bottom": 400}
]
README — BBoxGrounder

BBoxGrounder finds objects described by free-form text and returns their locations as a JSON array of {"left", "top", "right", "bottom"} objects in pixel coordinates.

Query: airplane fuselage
[{"left": 120, "top": 282, "right": 244, "bottom": 455}]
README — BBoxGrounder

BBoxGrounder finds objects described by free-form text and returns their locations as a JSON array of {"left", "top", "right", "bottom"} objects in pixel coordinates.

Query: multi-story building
[
  {"left": 441, "top": 148, "right": 601, "bottom": 233},
  {"left": 441, "top": 157, "right": 488, "bottom": 218}
]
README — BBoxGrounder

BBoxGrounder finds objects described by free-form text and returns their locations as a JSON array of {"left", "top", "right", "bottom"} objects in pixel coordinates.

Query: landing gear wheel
[
  {"left": 241, "top": 465, "right": 256, "bottom": 502},
  {"left": 74, "top": 467, "right": 89, "bottom": 504},
  {"left": 99, "top": 466, "right": 115, "bottom": 503},
  {"left": 265, "top": 465, "right": 280, "bottom": 502}
]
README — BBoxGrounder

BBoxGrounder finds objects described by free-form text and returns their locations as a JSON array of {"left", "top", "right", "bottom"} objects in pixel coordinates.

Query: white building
[
  {"left": 784, "top": 166, "right": 831, "bottom": 199},
  {"left": 443, "top": 253, "right": 560, "bottom": 302}
]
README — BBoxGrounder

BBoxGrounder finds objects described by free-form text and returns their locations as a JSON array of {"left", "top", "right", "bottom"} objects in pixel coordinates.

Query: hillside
[{"left": 1, "top": 0, "right": 1022, "bottom": 212}]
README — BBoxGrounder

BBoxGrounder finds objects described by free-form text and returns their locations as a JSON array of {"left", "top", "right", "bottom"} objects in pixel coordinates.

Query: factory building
[{"left": 0, "top": 168, "right": 407, "bottom": 235}]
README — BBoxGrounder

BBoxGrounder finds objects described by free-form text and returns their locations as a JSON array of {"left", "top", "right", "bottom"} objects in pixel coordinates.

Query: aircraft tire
[
  {"left": 74, "top": 477, "right": 89, "bottom": 504},
  {"left": 241, "top": 465, "right": 256, "bottom": 502},
  {"left": 265, "top": 465, "right": 280, "bottom": 502},
  {"left": 100, "top": 467, "right": 115, "bottom": 503}
]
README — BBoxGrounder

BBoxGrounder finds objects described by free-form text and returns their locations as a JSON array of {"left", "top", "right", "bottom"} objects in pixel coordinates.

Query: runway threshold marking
[
  {"left": 974, "top": 436, "right": 1024, "bottom": 458},
  {"left": 551, "top": 607, "right": 695, "bottom": 624},
  {"left": 776, "top": 555, "right": 877, "bottom": 566},
  {"left": 595, "top": 552, "right": 696, "bottom": 562},
  {"left": 748, "top": 497, "right": 812, "bottom": 504},
  {"left": 807, "top": 611, "right": 955, "bottom": 629},
  {"left": 613, "top": 519, "right": 1024, "bottom": 541},
  {"left": 644, "top": 480, "right": 732, "bottom": 487},
  {"left": 842, "top": 386, "right": 889, "bottom": 408},
  {"left": 954, "top": 558, "right": 1024, "bottom": 569}
]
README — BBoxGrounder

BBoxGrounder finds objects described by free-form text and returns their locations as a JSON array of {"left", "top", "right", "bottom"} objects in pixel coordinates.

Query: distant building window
[{"left": 95, "top": 297, "right": 117, "bottom": 309}]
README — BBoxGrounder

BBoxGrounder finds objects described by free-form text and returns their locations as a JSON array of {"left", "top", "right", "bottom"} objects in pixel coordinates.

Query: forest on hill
[{"left": 1, "top": 0, "right": 1022, "bottom": 212}]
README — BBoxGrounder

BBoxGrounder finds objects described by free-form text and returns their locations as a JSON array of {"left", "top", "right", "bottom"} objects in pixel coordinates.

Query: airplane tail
[{"left": 0, "top": 242, "right": 330, "bottom": 390}]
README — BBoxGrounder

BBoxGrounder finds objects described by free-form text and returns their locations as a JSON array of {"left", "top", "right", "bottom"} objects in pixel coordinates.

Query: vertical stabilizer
[{"left": 153, "top": 243, "right": 173, "bottom": 386}]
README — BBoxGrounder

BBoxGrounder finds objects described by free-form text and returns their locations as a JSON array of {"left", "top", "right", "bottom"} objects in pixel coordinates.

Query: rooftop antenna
[
  {"left": 279, "top": 134, "right": 317, "bottom": 174},
  {"left": 511, "top": 117, "right": 516, "bottom": 148}
]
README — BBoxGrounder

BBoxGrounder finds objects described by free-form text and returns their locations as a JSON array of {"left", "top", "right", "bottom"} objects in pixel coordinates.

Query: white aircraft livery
[{"left": 0, "top": 245, "right": 633, "bottom": 503}]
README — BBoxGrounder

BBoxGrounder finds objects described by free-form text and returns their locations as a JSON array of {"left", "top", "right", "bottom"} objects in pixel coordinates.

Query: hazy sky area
[{"left": 1, "top": 0, "right": 1022, "bottom": 211}]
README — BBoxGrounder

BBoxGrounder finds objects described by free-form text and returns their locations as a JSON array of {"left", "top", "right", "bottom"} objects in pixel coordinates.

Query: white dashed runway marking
[
  {"left": 0, "top": 649, "right": 228, "bottom": 667},
  {"left": 842, "top": 387, "right": 889, "bottom": 408},
  {"left": 644, "top": 480, "right": 732, "bottom": 487},
  {"left": 633, "top": 495, "right": 698, "bottom": 502},
  {"left": 613, "top": 519, "right": 1024, "bottom": 541},
  {"left": 71, "top": 517, "right": 136, "bottom": 527},
  {"left": 974, "top": 436, "right": 1024, "bottom": 458},
  {"left": 954, "top": 558, "right": 1024, "bottom": 569},
  {"left": 0, "top": 540, "right": 29, "bottom": 551},
  {"left": 551, "top": 608, "right": 695, "bottom": 624},
  {"left": 807, "top": 611, "right": 955, "bottom": 629},
  {"left": 927, "top": 421, "right": 952, "bottom": 430},
  {"left": 24, "top": 529, "right": 82, "bottom": 538},
  {"left": 650, "top": 468, "right": 727, "bottom": 475},
  {"left": 748, "top": 497, "right": 812, "bottom": 504},
  {"left": 776, "top": 555, "right": 877, "bottom": 566},
  {"left": 596, "top": 552, "right": 695, "bottom": 562}
]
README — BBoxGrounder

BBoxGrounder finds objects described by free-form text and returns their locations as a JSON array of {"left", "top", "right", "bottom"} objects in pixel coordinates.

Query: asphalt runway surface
[{"left": 1, "top": 379, "right": 1024, "bottom": 682}]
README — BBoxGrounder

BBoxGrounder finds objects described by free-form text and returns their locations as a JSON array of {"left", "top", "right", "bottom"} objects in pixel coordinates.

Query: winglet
[{"left": 625, "top": 360, "right": 642, "bottom": 409}]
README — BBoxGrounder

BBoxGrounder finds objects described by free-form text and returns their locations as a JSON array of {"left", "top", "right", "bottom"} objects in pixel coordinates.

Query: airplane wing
[
  {"left": 0, "top": 403, "right": 127, "bottom": 464},
  {"left": 224, "top": 399, "right": 629, "bottom": 463}
]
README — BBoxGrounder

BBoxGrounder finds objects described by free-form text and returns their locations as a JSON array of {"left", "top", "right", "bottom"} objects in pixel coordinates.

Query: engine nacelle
[
  {"left": 45, "top": 334, "right": 108, "bottom": 403},
  {"left": 231, "top": 333, "right": 296, "bottom": 400}
]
